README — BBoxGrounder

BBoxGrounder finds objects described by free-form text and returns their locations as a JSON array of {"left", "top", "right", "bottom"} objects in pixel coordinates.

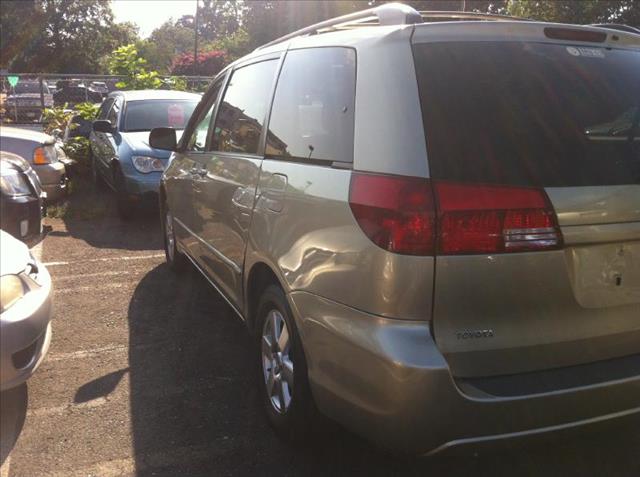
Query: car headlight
[
  {"left": 132, "top": 156, "right": 165, "bottom": 174},
  {"left": 0, "top": 275, "right": 25, "bottom": 313},
  {"left": 0, "top": 169, "right": 32, "bottom": 196}
]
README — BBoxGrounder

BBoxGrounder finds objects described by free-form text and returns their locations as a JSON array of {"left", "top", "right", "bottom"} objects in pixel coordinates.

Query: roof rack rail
[
  {"left": 255, "top": 2, "right": 422, "bottom": 50},
  {"left": 589, "top": 23, "right": 640, "bottom": 34},
  {"left": 419, "top": 11, "right": 532, "bottom": 22}
]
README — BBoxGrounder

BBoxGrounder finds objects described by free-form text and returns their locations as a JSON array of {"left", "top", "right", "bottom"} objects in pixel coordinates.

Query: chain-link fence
[{"left": 0, "top": 73, "right": 211, "bottom": 124}]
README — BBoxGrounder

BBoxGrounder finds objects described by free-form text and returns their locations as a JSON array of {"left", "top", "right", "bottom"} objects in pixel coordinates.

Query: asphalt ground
[{"left": 1, "top": 197, "right": 639, "bottom": 476}]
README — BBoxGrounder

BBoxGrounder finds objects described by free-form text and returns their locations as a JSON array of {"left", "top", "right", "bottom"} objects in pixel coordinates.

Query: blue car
[{"left": 89, "top": 90, "right": 200, "bottom": 218}]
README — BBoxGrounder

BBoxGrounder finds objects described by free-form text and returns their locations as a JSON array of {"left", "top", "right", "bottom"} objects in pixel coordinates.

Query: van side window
[
  {"left": 266, "top": 48, "right": 356, "bottom": 163},
  {"left": 186, "top": 81, "right": 222, "bottom": 152},
  {"left": 211, "top": 59, "right": 278, "bottom": 154}
]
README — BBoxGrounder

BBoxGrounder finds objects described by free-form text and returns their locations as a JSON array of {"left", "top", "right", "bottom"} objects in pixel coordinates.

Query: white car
[{"left": 0, "top": 230, "right": 52, "bottom": 391}]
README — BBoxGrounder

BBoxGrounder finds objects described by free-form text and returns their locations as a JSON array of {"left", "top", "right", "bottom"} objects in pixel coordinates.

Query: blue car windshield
[{"left": 123, "top": 100, "right": 198, "bottom": 132}]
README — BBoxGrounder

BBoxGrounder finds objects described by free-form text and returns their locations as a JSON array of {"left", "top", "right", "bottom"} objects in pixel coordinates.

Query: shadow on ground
[
  {"left": 122, "top": 263, "right": 640, "bottom": 476},
  {"left": 50, "top": 178, "right": 163, "bottom": 251},
  {"left": 0, "top": 384, "right": 28, "bottom": 468}
]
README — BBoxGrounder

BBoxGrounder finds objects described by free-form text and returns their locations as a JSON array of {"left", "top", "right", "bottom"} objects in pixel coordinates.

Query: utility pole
[{"left": 194, "top": 0, "right": 199, "bottom": 72}]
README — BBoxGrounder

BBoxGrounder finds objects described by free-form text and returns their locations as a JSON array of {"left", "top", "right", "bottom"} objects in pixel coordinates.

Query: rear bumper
[
  {"left": 288, "top": 291, "right": 640, "bottom": 455},
  {"left": 36, "top": 162, "right": 67, "bottom": 202}
]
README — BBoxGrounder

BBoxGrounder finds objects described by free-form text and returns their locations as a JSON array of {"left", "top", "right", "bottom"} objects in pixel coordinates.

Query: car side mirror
[
  {"left": 149, "top": 127, "right": 177, "bottom": 151},
  {"left": 93, "top": 119, "right": 114, "bottom": 134}
]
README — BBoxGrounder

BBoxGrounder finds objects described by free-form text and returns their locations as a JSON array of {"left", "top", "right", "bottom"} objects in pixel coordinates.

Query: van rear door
[{"left": 412, "top": 26, "right": 640, "bottom": 377}]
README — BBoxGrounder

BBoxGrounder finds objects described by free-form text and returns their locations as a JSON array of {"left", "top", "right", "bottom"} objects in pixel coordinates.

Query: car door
[
  {"left": 165, "top": 78, "right": 225, "bottom": 258},
  {"left": 191, "top": 56, "right": 280, "bottom": 307},
  {"left": 90, "top": 98, "right": 115, "bottom": 179}
]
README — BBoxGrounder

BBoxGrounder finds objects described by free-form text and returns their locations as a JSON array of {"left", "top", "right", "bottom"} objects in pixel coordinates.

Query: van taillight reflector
[
  {"left": 349, "top": 173, "right": 435, "bottom": 255},
  {"left": 435, "top": 182, "right": 562, "bottom": 254},
  {"left": 544, "top": 27, "right": 607, "bottom": 43}
]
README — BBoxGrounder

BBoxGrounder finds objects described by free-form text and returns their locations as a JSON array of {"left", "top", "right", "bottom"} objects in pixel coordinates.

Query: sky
[{"left": 112, "top": 0, "right": 198, "bottom": 38}]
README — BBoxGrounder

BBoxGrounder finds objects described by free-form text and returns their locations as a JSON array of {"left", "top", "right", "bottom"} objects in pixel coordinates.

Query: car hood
[
  {"left": 0, "top": 230, "right": 31, "bottom": 276},
  {"left": 122, "top": 131, "right": 184, "bottom": 159}
]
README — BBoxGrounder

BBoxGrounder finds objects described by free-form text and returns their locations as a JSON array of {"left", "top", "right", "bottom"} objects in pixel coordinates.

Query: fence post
[{"left": 39, "top": 76, "right": 45, "bottom": 111}]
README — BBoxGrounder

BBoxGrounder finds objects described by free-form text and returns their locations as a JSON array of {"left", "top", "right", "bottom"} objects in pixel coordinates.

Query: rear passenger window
[
  {"left": 266, "top": 48, "right": 356, "bottom": 163},
  {"left": 211, "top": 60, "right": 277, "bottom": 154}
]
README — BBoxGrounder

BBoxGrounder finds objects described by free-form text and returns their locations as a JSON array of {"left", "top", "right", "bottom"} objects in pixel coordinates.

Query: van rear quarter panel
[{"left": 245, "top": 159, "right": 434, "bottom": 321}]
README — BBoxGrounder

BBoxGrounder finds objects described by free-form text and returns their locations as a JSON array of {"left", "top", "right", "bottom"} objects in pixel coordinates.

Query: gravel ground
[{"left": 1, "top": 204, "right": 639, "bottom": 476}]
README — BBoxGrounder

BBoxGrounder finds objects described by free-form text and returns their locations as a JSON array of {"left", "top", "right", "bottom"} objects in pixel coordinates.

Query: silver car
[
  {"left": 151, "top": 4, "right": 640, "bottom": 455},
  {"left": 0, "top": 127, "right": 68, "bottom": 202},
  {"left": 0, "top": 230, "right": 52, "bottom": 391}
]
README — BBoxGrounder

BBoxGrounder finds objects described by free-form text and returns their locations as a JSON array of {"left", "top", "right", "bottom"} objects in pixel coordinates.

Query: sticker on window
[
  {"left": 566, "top": 46, "right": 605, "bottom": 58},
  {"left": 167, "top": 104, "right": 185, "bottom": 128}
]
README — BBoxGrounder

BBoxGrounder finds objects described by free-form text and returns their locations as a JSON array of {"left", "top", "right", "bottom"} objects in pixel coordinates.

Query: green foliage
[
  {"left": 137, "top": 21, "right": 195, "bottom": 73},
  {"left": 108, "top": 44, "right": 162, "bottom": 90},
  {"left": 506, "top": 0, "right": 639, "bottom": 25},
  {"left": 208, "top": 28, "right": 250, "bottom": 64},
  {"left": 63, "top": 136, "right": 92, "bottom": 177},
  {"left": 165, "top": 77, "right": 188, "bottom": 91},
  {"left": 42, "top": 104, "right": 73, "bottom": 136},
  {"left": 2, "top": 0, "right": 138, "bottom": 73},
  {"left": 74, "top": 102, "right": 99, "bottom": 121}
]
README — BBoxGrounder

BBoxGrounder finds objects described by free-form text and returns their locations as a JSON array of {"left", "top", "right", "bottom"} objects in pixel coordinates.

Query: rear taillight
[
  {"left": 435, "top": 182, "right": 562, "bottom": 254},
  {"left": 349, "top": 172, "right": 435, "bottom": 255},
  {"left": 349, "top": 173, "right": 562, "bottom": 256}
]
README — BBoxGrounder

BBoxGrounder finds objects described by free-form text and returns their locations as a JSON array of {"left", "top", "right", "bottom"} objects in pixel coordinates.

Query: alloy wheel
[{"left": 261, "top": 309, "right": 294, "bottom": 414}]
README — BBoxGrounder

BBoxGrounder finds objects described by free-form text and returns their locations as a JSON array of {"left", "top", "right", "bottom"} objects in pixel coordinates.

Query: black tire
[
  {"left": 256, "top": 284, "right": 321, "bottom": 443},
  {"left": 161, "top": 206, "right": 188, "bottom": 273},
  {"left": 114, "top": 166, "right": 135, "bottom": 220}
]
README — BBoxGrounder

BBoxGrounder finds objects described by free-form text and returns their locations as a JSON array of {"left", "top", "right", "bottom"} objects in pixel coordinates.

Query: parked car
[
  {"left": 53, "top": 85, "right": 102, "bottom": 106},
  {"left": 3, "top": 80, "right": 53, "bottom": 122},
  {"left": 152, "top": 4, "right": 640, "bottom": 455},
  {"left": 0, "top": 229, "right": 53, "bottom": 391},
  {"left": 90, "top": 81, "right": 109, "bottom": 97},
  {"left": 89, "top": 90, "right": 199, "bottom": 218},
  {"left": 0, "top": 151, "right": 46, "bottom": 243},
  {"left": 0, "top": 127, "right": 68, "bottom": 202}
]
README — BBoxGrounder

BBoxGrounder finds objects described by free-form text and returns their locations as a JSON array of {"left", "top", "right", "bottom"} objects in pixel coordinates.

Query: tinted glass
[
  {"left": 107, "top": 102, "right": 118, "bottom": 126},
  {"left": 266, "top": 48, "right": 356, "bottom": 163},
  {"left": 413, "top": 42, "right": 640, "bottom": 187},
  {"left": 97, "top": 98, "right": 114, "bottom": 120},
  {"left": 186, "top": 81, "right": 222, "bottom": 151},
  {"left": 14, "top": 82, "right": 44, "bottom": 94},
  {"left": 123, "top": 100, "right": 198, "bottom": 132},
  {"left": 211, "top": 60, "right": 277, "bottom": 154}
]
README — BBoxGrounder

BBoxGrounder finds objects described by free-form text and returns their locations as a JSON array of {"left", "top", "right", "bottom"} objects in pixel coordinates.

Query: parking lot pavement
[{"left": 1, "top": 211, "right": 639, "bottom": 477}]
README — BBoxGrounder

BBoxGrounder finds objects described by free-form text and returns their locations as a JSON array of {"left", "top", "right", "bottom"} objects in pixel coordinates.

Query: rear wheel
[
  {"left": 256, "top": 285, "right": 320, "bottom": 442},
  {"left": 162, "top": 208, "right": 187, "bottom": 272}
]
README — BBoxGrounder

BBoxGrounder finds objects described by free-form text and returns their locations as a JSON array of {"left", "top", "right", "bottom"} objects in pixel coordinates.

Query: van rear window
[{"left": 413, "top": 42, "right": 640, "bottom": 187}]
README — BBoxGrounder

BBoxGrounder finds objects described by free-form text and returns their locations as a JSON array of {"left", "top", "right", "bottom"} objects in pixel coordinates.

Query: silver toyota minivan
[{"left": 150, "top": 3, "right": 640, "bottom": 455}]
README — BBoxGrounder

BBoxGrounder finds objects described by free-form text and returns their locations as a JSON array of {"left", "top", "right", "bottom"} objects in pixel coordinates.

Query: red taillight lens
[
  {"left": 349, "top": 172, "right": 435, "bottom": 255},
  {"left": 435, "top": 182, "right": 562, "bottom": 254}
]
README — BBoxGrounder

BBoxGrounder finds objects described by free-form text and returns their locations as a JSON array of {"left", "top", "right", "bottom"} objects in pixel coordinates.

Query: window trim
[
  {"left": 261, "top": 45, "right": 358, "bottom": 165},
  {"left": 176, "top": 72, "right": 229, "bottom": 153},
  {"left": 209, "top": 52, "right": 283, "bottom": 157}
]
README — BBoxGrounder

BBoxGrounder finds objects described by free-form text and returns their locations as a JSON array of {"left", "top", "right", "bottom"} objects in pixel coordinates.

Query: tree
[
  {"left": 1, "top": 0, "right": 139, "bottom": 73},
  {"left": 138, "top": 20, "right": 196, "bottom": 74},
  {"left": 171, "top": 50, "right": 226, "bottom": 76},
  {"left": 506, "top": 0, "right": 639, "bottom": 26},
  {"left": 108, "top": 44, "right": 161, "bottom": 90}
]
